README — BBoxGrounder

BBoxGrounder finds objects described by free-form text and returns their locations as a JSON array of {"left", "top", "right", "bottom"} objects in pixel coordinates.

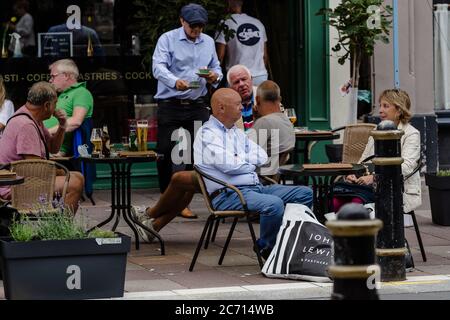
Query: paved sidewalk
[
  {"left": 85, "top": 180, "right": 450, "bottom": 296},
  {"left": 2, "top": 179, "right": 450, "bottom": 299}
]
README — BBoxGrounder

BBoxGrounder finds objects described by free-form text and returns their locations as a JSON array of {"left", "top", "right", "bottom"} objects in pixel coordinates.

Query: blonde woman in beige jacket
[{"left": 343, "top": 89, "right": 422, "bottom": 214}]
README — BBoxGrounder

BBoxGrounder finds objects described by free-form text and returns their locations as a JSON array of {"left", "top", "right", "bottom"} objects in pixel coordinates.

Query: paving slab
[
  {"left": 3, "top": 178, "right": 450, "bottom": 300},
  {"left": 74, "top": 185, "right": 450, "bottom": 296}
]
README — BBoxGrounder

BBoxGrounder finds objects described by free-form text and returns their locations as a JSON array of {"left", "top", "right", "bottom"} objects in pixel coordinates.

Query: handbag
[
  {"left": 262, "top": 203, "right": 333, "bottom": 282},
  {"left": 332, "top": 181, "right": 375, "bottom": 203}
]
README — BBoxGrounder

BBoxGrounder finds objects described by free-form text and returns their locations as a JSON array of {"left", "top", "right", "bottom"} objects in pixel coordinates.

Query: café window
[
  {"left": 1, "top": 0, "right": 298, "bottom": 142},
  {"left": 0, "top": 0, "right": 155, "bottom": 142}
]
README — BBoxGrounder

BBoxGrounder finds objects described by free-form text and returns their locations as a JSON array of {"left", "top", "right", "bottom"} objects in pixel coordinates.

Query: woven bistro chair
[
  {"left": 336, "top": 124, "right": 377, "bottom": 164},
  {"left": 10, "top": 159, "right": 70, "bottom": 214},
  {"left": 190, "top": 165, "right": 263, "bottom": 272},
  {"left": 341, "top": 124, "right": 377, "bottom": 163}
]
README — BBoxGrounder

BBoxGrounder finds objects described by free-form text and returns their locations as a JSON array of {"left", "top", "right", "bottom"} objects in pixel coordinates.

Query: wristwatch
[{"left": 213, "top": 74, "right": 222, "bottom": 85}]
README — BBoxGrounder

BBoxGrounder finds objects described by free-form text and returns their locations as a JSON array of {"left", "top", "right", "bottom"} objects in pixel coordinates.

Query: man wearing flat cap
[{"left": 152, "top": 3, "right": 222, "bottom": 218}]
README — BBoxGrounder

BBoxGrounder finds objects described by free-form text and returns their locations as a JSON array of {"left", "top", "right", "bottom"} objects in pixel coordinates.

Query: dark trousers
[{"left": 156, "top": 102, "right": 210, "bottom": 193}]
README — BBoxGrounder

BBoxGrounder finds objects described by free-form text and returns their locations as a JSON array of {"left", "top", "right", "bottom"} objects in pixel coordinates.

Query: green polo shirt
[{"left": 44, "top": 82, "right": 93, "bottom": 154}]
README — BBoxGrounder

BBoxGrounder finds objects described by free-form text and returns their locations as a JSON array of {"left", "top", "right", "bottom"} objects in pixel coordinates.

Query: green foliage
[
  {"left": 132, "top": 0, "right": 232, "bottom": 67},
  {"left": 317, "top": 0, "right": 393, "bottom": 88},
  {"left": 437, "top": 170, "right": 450, "bottom": 177},
  {"left": 88, "top": 228, "right": 117, "bottom": 239},
  {"left": 9, "top": 209, "right": 116, "bottom": 242},
  {"left": 35, "top": 211, "right": 87, "bottom": 241},
  {"left": 9, "top": 216, "right": 35, "bottom": 242}
]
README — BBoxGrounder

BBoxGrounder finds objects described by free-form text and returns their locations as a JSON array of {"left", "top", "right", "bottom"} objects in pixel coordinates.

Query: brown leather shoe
[{"left": 178, "top": 207, "right": 198, "bottom": 219}]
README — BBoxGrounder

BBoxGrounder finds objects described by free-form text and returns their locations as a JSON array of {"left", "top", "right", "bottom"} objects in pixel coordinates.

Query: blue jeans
[{"left": 212, "top": 184, "right": 313, "bottom": 250}]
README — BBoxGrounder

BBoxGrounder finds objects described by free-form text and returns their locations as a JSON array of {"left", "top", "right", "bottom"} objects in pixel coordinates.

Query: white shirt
[
  {"left": 194, "top": 115, "right": 268, "bottom": 193},
  {"left": 215, "top": 13, "right": 268, "bottom": 77},
  {"left": 0, "top": 99, "right": 14, "bottom": 127}
]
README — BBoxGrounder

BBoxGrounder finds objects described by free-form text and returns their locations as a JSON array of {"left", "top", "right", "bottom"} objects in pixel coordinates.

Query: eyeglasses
[
  {"left": 189, "top": 23, "right": 205, "bottom": 29},
  {"left": 50, "top": 73, "right": 62, "bottom": 80}
]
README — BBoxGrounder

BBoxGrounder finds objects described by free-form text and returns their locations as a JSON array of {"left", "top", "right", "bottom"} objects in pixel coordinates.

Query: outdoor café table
[
  {"left": 279, "top": 163, "right": 366, "bottom": 222},
  {"left": 294, "top": 130, "right": 340, "bottom": 164},
  {"left": 0, "top": 176, "right": 25, "bottom": 186},
  {"left": 80, "top": 151, "right": 165, "bottom": 254}
]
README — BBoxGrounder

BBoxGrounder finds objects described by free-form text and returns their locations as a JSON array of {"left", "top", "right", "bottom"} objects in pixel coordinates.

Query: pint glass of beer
[
  {"left": 136, "top": 120, "right": 148, "bottom": 151},
  {"left": 90, "top": 128, "right": 103, "bottom": 157}
]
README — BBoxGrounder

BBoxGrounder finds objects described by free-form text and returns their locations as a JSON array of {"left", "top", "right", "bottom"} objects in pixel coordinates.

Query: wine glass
[
  {"left": 284, "top": 108, "right": 297, "bottom": 125},
  {"left": 90, "top": 128, "right": 103, "bottom": 156}
]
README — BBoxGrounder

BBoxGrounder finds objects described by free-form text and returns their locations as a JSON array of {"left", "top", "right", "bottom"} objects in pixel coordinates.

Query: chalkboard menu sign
[{"left": 38, "top": 32, "right": 73, "bottom": 58}]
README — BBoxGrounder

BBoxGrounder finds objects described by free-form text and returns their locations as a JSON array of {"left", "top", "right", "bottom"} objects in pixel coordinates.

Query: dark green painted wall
[{"left": 290, "top": 0, "right": 330, "bottom": 163}]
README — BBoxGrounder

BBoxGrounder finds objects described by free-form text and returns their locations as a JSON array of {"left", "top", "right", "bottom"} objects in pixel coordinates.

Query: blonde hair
[
  {"left": 49, "top": 59, "right": 79, "bottom": 79},
  {"left": 379, "top": 89, "right": 412, "bottom": 124},
  {"left": 0, "top": 78, "right": 6, "bottom": 109}
]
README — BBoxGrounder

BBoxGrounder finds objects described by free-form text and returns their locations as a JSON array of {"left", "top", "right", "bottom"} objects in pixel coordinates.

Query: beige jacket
[{"left": 359, "top": 122, "right": 422, "bottom": 213}]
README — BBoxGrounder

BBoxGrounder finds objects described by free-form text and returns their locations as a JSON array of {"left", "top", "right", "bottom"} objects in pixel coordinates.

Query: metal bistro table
[
  {"left": 279, "top": 163, "right": 367, "bottom": 222},
  {"left": 295, "top": 131, "right": 340, "bottom": 164},
  {"left": 80, "top": 153, "right": 164, "bottom": 254}
]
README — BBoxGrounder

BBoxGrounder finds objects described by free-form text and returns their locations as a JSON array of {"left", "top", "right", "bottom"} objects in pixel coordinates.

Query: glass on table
[
  {"left": 90, "top": 128, "right": 103, "bottom": 157},
  {"left": 136, "top": 120, "right": 148, "bottom": 151},
  {"left": 119, "top": 136, "right": 129, "bottom": 151},
  {"left": 284, "top": 108, "right": 297, "bottom": 125}
]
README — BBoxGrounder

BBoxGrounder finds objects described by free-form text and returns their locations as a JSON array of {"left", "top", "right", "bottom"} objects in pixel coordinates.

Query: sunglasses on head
[{"left": 189, "top": 22, "right": 205, "bottom": 29}]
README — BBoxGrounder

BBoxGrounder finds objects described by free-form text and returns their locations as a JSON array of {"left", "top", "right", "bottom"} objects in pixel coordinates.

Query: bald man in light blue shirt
[{"left": 194, "top": 88, "right": 312, "bottom": 259}]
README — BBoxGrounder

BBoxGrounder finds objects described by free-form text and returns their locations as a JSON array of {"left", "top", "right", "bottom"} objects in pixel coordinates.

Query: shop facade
[{"left": 0, "top": 0, "right": 331, "bottom": 189}]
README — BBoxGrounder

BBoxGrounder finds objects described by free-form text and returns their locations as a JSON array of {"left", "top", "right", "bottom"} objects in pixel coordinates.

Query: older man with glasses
[
  {"left": 152, "top": 3, "right": 222, "bottom": 219},
  {"left": 44, "top": 58, "right": 94, "bottom": 157}
]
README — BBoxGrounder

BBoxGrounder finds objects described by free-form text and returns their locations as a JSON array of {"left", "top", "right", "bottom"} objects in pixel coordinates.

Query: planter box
[
  {"left": 0, "top": 233, "right": 131, "bottom": 300},
  {"left": 425, "top": 173, "right": 450, "bottom": 226}
]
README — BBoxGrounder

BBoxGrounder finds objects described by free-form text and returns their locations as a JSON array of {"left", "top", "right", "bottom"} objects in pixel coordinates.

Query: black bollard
[
  {"left": 327, "top": 203, "right": 383, "bottom": 300},
  {"left": 371, "top": 120, "right": 407, "bottom": 281}
]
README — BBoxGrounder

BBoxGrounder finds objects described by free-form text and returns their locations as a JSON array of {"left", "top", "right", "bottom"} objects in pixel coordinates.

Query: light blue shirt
[
  {"left": 152, "top": 27, "right": 222, "bottom": 100},
  {"left": 194, "top": 116, "right": 268, "bottom": 193}
]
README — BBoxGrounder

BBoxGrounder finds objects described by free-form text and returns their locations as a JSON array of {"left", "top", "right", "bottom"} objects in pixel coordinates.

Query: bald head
[{"left": 211, "top": 88, "right": 242, "bottom": 128}]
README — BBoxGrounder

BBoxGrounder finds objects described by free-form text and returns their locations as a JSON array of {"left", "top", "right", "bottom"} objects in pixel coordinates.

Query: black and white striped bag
[{"left": 262, "top": 203, "right": 333, "bottom": 282}]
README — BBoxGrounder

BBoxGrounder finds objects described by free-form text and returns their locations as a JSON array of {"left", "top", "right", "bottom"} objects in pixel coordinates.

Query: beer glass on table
[
  {"left": 284, "top": 108, "right": 297, "bottom": 125},
  {"left": 136, "top": 120, "right": 148, "bottom": 151},
  {"left": 90, "top": 128, "right": 103, "bottom": 157}
]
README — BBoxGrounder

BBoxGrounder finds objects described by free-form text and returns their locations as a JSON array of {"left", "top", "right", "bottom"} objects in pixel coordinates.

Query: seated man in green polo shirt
[{"left": 44, "top": 59, "right": 94, "bottom": 156}]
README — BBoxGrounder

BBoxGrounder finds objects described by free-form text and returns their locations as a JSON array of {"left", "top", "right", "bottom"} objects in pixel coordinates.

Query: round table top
[
  {"left": 0, "top": 176, "right": 25, "bottom": 186},
  {"left": 279, "top": 163, "right": 367, "bottom": 177},
  {"left": 295, "top": 133, "right": 340, "bottom": 142},
  {"left": 80, "top": 155, "right": 157, "bottom": 164}
]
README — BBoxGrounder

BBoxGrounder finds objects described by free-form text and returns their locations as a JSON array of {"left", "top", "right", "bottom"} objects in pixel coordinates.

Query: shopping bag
[{"left": 262, "top": 203, "right": 333, "bottom": 282}]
